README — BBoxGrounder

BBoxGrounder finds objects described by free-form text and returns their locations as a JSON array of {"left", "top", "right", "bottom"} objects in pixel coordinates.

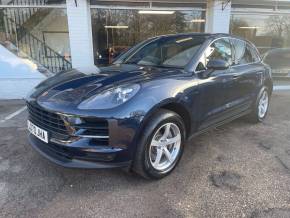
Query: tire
[
  {"left": 247, "top": 86, "right": 270, "bottom": 123},
  {"left": 133, "top": 109, "right": 186, "bottom": 179}
]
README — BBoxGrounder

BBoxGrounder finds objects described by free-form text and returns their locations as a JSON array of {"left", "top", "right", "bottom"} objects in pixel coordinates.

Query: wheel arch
[
  {"left": 139, "top": 100, "right": 192, "bottom": 140},
  {"left": 160, "top": 102, "right": 191, "bottom": 139},
  {"left": 131, "top": 101, "right": 192, "bottom": 178},
  {"left": 264, "top": 78, "right": 273, "bottom": 96}
]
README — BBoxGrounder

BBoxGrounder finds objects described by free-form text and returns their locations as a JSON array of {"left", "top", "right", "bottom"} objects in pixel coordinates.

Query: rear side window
[
  {"left": 196, "top": 38, "right": 233, "bottom": 71},
  {"left": 231, "top": 39, "right": 259, "bottom": 65}
]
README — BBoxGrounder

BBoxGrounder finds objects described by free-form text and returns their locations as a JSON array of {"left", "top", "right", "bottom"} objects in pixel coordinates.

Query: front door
[{"left": 195, "top": 38, "right": 235, "bottom": 130}]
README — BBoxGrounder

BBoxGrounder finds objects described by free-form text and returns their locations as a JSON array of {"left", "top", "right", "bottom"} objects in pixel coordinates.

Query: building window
[
  {"left": 91, "top": 8, "right": 205, "bottom": 66},
  {"left": 230, "top": 13, "right": 290, "bottom": 54},
  {"left": 0, "top": 6, "right": 71, "bottom": 73},
  {"left": 231, "top": 5, "right": 290, "bottom": 78}
]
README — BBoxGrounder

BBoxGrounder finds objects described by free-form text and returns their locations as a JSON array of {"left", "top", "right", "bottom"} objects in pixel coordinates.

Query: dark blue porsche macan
[{"left": 26, "top": 33, "right": 273, "bottom": 179}]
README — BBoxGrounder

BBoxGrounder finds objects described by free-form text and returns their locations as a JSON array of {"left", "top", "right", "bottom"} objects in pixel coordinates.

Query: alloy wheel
[
  {"left": 149, "top": 123, "right": 181, "bottom": 171},
  {"left": 258, "top": 90, "right": 269, "bottom": 119}
]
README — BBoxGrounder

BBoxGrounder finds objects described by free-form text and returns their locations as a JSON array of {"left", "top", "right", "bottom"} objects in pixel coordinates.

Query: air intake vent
[{"left": 73, "top": 118, "right": 109, "bottom": 146}]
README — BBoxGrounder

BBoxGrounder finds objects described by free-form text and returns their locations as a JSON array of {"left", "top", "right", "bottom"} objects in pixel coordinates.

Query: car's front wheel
[{"left": 133, "top": 109, "right": 185, "bottom": 179}]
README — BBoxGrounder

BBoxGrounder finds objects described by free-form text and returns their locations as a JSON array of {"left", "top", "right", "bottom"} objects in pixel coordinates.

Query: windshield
[{"left": 119, "top": 35, "right": 206, "bottom": 68}]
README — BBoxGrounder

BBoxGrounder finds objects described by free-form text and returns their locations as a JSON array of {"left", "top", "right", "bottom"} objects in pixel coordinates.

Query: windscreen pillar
[
  {"left": 66, "top": 0, "right": 99, "bottom": 73},
  {"left": 205, "top": 0, "right": 231, "bottom": 33}
]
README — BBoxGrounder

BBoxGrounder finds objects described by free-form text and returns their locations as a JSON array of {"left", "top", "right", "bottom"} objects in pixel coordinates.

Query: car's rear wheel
[
  {"left": 133, "top": 109, "right": 185, "bottom": 179},
  {"left": 248, "top": 86, "right": 270, "bottom": 123}
]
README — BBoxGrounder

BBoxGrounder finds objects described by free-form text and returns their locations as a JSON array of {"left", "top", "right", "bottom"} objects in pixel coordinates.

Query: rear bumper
[{"left": 28, "top": 134, "right": 132, "bottom": 169}]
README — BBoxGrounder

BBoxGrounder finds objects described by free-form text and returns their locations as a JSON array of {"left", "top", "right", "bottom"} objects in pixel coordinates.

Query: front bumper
[
  {"left": 29, "top": 134, "right": 132, "bottom": 169},
  {"left": 26, "top": 100, "right": 146, "bottom": 169}
]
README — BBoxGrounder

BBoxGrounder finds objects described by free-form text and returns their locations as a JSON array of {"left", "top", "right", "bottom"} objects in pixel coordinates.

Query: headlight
[{"left": 78, "top": 84, "right": 140, "bottom": 110}]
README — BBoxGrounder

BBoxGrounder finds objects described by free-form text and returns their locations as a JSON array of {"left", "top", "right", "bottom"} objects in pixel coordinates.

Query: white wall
[
  {"left": 66, "top": 0, "right": 99, "bottom": 74},
  {"left": 206, "top": 0, "right": 231, "bottom": 33},
  {"left": 0, "top": 45, "right": 45, "bottom": 99}
]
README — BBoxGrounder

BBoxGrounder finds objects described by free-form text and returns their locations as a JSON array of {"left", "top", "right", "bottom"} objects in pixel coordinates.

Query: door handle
[
  {"left": 232, "top": 74, "right": 240, "bottom": 80},
  {"left": 256, "top": 72, "right": 263, "bottom": 78}
]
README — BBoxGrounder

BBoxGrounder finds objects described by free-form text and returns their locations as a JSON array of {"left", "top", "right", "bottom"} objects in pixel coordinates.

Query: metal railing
[
  {"left": 0, "top": 1, "right": 72, "bottom": 73},
  {"left": 3, "top": 0, "right": 51, "bottom": 5},
  {"left": 9, "top": 0, "right": 46, "bottom": 4},
  {"left": 5, "top": 0, "right": 49, "bottom": 27}
]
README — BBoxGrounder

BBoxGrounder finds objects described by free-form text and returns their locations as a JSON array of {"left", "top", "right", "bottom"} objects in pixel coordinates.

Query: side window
[
  {"left": 196, "top": 38, "right": 233, "bottom": 71},
  {"left": 232, "top": 39, "right": 257, "bottom": 65}
]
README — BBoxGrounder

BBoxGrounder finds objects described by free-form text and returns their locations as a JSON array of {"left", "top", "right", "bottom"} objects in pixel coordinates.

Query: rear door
[{"left": 228, "top": 38, "right": 264, "bottom": 113}]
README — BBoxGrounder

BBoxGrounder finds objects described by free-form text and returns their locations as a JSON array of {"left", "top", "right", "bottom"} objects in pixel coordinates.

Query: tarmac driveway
[{"left": 0, "top": 91, "right": 290, "bottom": 218}]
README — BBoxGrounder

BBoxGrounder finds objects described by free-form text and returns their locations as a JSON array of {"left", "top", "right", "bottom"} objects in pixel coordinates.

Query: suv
[{"left": 26, "top": 33, "right": 273, "bottom": 179}]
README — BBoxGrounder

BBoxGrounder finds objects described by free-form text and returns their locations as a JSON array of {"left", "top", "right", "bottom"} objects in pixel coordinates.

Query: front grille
[
  {"left": 27, "top": 103, "right": 109, "bottom": 145},
  {"left": 27, "top": 103, "right": 69, "bottom": 140}
]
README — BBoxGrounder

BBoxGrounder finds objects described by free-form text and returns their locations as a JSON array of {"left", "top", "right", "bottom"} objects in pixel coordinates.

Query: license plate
[{"left": 27, "top": 120, "right": 48, "bottom": 143}]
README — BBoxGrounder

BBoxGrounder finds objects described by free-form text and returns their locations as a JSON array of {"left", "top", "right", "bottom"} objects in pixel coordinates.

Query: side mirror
[{"left": 206, "top": 59, "right": 230, "bottom": 70}]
